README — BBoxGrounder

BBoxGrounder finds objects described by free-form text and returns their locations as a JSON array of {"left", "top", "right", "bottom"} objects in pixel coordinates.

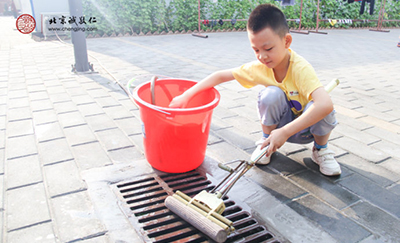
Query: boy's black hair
[{"left": 247, "top": 4, "right": 289, "bottom": 38}]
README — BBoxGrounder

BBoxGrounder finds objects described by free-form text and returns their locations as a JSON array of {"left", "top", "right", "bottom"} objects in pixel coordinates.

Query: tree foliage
[{"left": 82, "top": 0, "right": 400, "bottom": 36}]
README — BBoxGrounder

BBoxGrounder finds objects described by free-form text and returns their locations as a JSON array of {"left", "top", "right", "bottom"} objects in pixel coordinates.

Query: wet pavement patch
[{"left": 113, "top": 170, "right": 281, "bottom": 243}]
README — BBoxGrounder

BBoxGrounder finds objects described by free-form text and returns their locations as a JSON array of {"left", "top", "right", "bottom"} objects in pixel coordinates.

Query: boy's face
[{"left": 248, "top": 27, "right": 292, "bottom": 70}]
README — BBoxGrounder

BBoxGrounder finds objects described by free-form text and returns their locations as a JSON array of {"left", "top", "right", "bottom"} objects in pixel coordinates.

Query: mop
[{"left": 164, "top": 145, "right": 269, "bottom": 243}]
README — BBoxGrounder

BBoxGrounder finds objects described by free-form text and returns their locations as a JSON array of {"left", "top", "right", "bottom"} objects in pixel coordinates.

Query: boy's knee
[
  {"left": 258, "top": 86, "right": 286, "bottom": 108},
  {"left": 311, "top": 110, "right": 338, "bottom": 136}
]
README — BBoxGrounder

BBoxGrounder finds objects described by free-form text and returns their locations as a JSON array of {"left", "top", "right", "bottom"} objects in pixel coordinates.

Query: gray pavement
[{"left": 1, "top": 15, "right": 400, "bottom": 242}]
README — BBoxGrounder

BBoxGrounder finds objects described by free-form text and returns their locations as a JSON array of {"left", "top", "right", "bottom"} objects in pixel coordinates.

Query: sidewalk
[{"left": 1, "top": 15, "right": 400, "bottom": 242}]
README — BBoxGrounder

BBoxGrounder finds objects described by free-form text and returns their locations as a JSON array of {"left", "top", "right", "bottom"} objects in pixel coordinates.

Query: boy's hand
[
  {"left": 261, "top": 128, "right": 290, "bottom": 156},
  {"left": 169, "top": 93, "right": 189, "bottom": 108}
]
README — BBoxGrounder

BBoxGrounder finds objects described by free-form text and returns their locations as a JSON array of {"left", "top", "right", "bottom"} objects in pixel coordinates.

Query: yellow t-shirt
[{"left": 232, "top": 49, "right": 322, "bottom": 116}]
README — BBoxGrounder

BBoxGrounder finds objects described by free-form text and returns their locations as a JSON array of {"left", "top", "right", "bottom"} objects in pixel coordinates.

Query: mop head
[{"left": 165, "top": 192, "right": 234, "bottom": 243}]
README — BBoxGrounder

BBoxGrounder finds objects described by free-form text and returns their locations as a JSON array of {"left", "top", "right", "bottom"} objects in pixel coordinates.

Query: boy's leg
[
  {"left": 306, "top": 102, "right": 341, "bottom": 176},
  {"left": 254, "top": 86, "right": 293, "bottom": 164}
]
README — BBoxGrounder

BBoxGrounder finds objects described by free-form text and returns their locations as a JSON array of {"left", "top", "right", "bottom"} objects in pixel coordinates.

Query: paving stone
[
  {"left": 44, "top": 160, "right": 86, "bottom": 197},
  {"left": 102, "top": 105, "right": 134, "bottom": 120},
  {"left": 65, "top": 86, "right": 89, "bottom": 97},
  {"left": 267, "top": 152, "right": 308, "bottom": 176},
  {"left": 6, "top": 154, "right": 42, "bottom": 189},
  {"left": 336, "top": 153, "right": 398, "bottom": 187},
  {"left": 71, "top": 142, "right": 112, "bottom": 170},
  {"left": 210, "top": 115, "right": 233, "bottom": 131},
  {"left": 246, "top": 165, "right": 308, "bottom": 203},
  {"left": 342, "top": 201, "right": 400, "bottom": 242},
  {"left": 212, "top": 106, "right": 238, "bottom": 119},
  {"left": 77, "top": 103, "right": 104, "bottom": 117},
  {"left": 216, "top": 126, "right": 256, "bottom": 150},
  {"left": 7, "top": 89, "right": 28, "bottom": 99},
  {"left": 63, "top": 124, "right": 97, "bottom": 146},
  {"left": 50, "top": 191, "right": 106, "bottom": 242},
  {"left": 222, "top": 115, "right": 261, "bottom": 135},
  {"left": 0, "top": 174, "right": 3, "bottom": 209},
  {"left": 94, "top": 96, "right": 120, "bottom": 108},
  {"left": 30, "top": 99, "right": 54, "bottom": 112},
  {"left": 334, "top": 123, "right": 380, "bottom": 145},
  {"left": 7, "top": 107, "right": 32, "bottom": 122},
  {"left": 53, "top": 101, "right": 78, "bottom": 114},
  {"left": 86, "top": 88, "right": 109, "bottom": 98},
  {"left": 79, "top": 235, "right": 109, "bottom": 243},
  {"left": 287, "top": 195, "right": 371, "bottom": 242},
  {"left": 358, "top": 116, "right": 400, "bottom": 134},
  {"left": 115, "top": 97, "right": 135, "bottom": 110},
  {"left": 28, "top": 91, "right": 49, "bottom": 101},
  {"left": 57, "top": 110, "right": 86, "bottom": 128},
  {"left": 0, "top": 149, "right": 4, "bottom": 174},
  {"left": 35, "top": 122, "right": 64, "bottom": 143},
  {"left": 7, "top": 119, "right": 34, "bottom": 138},
  {"left": 334, "top": 104, "right": 365, "bottom": 119},
  {"left": 206, "top": 140, "right": 250, "bottom": 163},
  {"left": 6, "top": 135, "right": 37, "bottom": 160},
  {"left": 339, "top": 173, "right": 400, "bottom": 218},
  {"left": 330, "top": 136, "right": 389, "bottom": 163},
  {"left": 129, "top": 134, "right": 144, "bottom": 153},
  {"left": 27, "top": 83, "right": 46, "bottom": 92},
  {"left": 388, "top": 182, "right": 400, "bottom": 196},
  {"left": 289, "top": 170, "right": 360, "bottom": 210},
  {"left": 46, "top": 85, "right": 66, "bottom": 95},
  {"left": 379, "top": 158, "right": 400, "bottom": 177},
  {"left": 6, "top": 183, "right": 51, "bottom": 231},
  {"left": 354, "top": 107, "right": 397, "bottom": 123},
  {"left": 7, "top": 221, "right": 55, "bottom": 243},
  {"left": 0, "top": 130, "right": 4, "bottom": 149},
  {"left": 370, "top": 140, "right": 400, "bottom": 161},
  {"left": 8, "top": 97, "right": 30, "bottom": 109},
  {"left": 113, "top": 116, "right": 141, "bottom": 136},
  {"left": 0, "top": 104, "right": 5, "bottom": 116},
  {"left": 95, "top": 127, "right": 134, "bottom": 151},
  {"left": 37, "top": 138, "right": 74, "bottom": 165},
  {"left": 70, "top": 94, "right": 96, "bottom": 105},
  {"left": 32, "top": 109, "right": 58, "bottom": 125},
  {"left": 85, "top": 113, "right": 117, "bottom": 132},
  {"left": 48, "top": 92, "right": 71, "bottom": 103},
  {"left": 62, "top": 80, "right": 81, "bottom": 89},
  {"left": 107, "top": 146, "right": 144, "bottom": 164}
]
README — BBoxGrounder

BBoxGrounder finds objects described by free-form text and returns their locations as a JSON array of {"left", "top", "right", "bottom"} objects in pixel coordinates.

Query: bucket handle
[
  {"left": 127, "top": 78, "right": 172, "bottom": 116},
  {"left": 150, "top": 76, "right": 157, "bottom": 105}
]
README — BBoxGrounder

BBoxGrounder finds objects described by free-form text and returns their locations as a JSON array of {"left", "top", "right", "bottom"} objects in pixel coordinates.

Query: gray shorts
[{"left": 257, "top": 86, "right": 337, "bottom": 144}]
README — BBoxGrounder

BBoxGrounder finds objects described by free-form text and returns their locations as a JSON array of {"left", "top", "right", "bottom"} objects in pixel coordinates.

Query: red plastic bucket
[{"left": 132, "top": 79, "right": 220, "bottom": 173}]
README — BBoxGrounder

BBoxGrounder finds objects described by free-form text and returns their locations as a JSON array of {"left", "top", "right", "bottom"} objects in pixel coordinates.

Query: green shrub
[{"left": 82, "top": 0, "right": 400, "bottom": 36}]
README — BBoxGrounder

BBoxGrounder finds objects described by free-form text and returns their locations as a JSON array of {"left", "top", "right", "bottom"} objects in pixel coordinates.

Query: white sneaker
[
  {"left": 311, "top": 147, "right": 341, "bottom": 176},
  {"left": 251, "top": 138, "right": 272, "bottom": 165}
]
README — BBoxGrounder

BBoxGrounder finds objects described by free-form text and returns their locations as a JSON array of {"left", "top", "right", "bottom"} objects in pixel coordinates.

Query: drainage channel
[{"left": 114, "top": 170, "right": 281, "bottom": 243}]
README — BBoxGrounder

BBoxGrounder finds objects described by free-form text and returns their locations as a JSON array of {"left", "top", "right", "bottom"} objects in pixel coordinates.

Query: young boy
[{"left": 169, "top": 4, "right": 341, "bottom": 176}]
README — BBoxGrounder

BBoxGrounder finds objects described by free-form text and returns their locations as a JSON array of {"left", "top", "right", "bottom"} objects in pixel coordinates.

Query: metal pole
[
  {"left": 369, "top": 0, "right": 389, "bottom": 32},
  {"left": 68, "top": 0, "right": 90, "bottom": 72},
  {"left": 290, "top": 0, "right": 309, "bottom": 34},
  {"left": 192, "top": 0, "right": 208, "bottom": 38},
  {"left": 309, "top": 0, "right": 327, "bottom": 34}
]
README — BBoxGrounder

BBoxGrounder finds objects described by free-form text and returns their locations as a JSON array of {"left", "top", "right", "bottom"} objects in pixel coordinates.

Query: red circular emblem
[{"left": 16, "top": 14, "right": 36, "bottom": 34}]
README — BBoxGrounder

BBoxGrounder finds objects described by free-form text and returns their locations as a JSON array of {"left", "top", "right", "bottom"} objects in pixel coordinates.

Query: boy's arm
[
  {"left": 263, "top": 87, "right": 334, "bottom": 154},
  {"left": 169, "top": 69, "right": 235, "bottom": 108}
]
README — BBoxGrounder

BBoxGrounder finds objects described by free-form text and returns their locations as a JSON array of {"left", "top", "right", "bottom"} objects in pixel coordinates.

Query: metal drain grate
[{"left": 115, "top": 170, "right": 281, "bottom": 243}]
